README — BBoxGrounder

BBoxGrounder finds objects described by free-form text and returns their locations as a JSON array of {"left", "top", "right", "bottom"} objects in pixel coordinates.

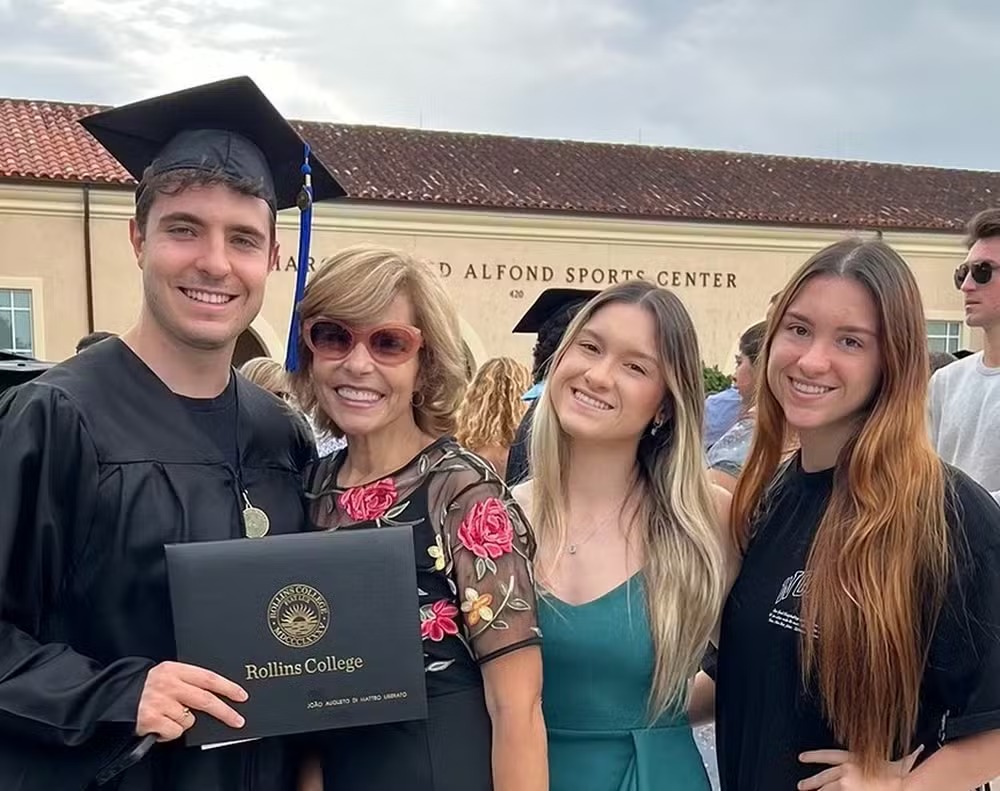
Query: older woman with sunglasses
[{"left": 290, "top": 245, "right": 547, "bottom": 791}]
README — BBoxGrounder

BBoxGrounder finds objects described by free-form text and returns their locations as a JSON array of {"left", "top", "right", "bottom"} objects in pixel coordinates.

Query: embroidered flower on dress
[
  {"left": 338, "top": 478, "right": 398, "bottom": 521},
  {"left": 460, "top": 588, "right": 495, "bottom": 626},
  {"left": 420, "top": 600, "right": 460, "bottom": 642},
  {"left": 456, "top": 497, "right": 514, "bottom": 559},
  {"left": 427, "top": 533, "right": 446, "bottom": 571}
]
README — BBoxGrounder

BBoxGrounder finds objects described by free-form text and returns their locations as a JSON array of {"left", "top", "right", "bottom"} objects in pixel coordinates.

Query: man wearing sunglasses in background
[
  {"left": 0, "top": 78, "right": 344, "bottom": 789},
  {"left": 929, "top": 208, "right": 1000, "bottom": 503}
]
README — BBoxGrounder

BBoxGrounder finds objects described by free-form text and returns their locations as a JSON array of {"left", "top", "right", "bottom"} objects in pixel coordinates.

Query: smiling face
[
  {"left": 548, "top": 301, "right": 668, "bottom": 445},
  {"left": 130, "top": 183, "right": 277, "bottom": 351},
  {"left": 309, "top": 293, "right": 423, "bottom": 441},
  {"left": 960, "top": 237, "right": 1000, "bottom": 331},
  {"left": 767, "top": 274, "right": 882, "bottom": 463}
]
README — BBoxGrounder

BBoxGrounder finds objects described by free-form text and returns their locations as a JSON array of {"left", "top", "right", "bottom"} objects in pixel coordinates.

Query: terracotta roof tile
[
  {"left": 0, "top": 98, "right": 130, "bottom": 185},
  {"left": 2, "top": 96, "right": 998, "bottom": 231}
]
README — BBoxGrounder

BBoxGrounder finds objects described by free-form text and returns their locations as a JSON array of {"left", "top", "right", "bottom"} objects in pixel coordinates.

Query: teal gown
[{"left": 540, "top": 574, "right": 712, "bottom": 791}]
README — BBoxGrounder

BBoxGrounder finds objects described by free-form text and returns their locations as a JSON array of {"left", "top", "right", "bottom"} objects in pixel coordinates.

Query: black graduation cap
[
  {"left": 79, "top": 76, "right": 348, "bottom": 371},
  {"left": 78, "top": 76, "right": 346, "bottom": 212},
  {"left": 512, "top": 288, "right": 600, "bottom": 334}
]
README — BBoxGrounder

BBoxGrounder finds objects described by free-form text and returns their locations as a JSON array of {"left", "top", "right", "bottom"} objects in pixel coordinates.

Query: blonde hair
[
  {"left": 455, "top": 357, "right": 531, "bottom": 450},
  {"left": 289, "top": 244, "right": 468, "bottom": 438},
  {"left": 239, "top": 356, "right": 289, "bottom": 398},
  {"left": 530, "top": 280, "right": 725, "bottom": 718}
]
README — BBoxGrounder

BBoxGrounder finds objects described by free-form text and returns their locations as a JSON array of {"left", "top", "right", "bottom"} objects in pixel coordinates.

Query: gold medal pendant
[{"left": 242, "top": 491, "right": 270, "bottom": 538}]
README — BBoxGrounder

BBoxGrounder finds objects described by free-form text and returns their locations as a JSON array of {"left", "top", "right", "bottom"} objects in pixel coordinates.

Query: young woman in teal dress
[{"left": 515, "top": 281, "right": 730, "bottom": 791}]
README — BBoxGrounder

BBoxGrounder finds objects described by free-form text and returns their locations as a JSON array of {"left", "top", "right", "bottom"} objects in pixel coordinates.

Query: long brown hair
[{"left": 730, "top": 239, "right": 950, "bottom": 772}]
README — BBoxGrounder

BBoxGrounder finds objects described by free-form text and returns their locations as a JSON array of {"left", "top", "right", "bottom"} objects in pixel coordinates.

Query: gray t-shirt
[{"left": 929, "top": 351, "right": 1000, "bottom": 502}]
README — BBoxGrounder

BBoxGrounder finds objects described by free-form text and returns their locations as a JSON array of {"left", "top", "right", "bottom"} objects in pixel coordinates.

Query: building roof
[{"left": 1, "top": 94, "right": 998, "bottom": 232}]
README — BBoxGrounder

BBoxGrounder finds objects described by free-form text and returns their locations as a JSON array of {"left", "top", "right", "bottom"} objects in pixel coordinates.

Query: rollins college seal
[{"left": 267, "top": 584, "right": 330, "bottom": 648}]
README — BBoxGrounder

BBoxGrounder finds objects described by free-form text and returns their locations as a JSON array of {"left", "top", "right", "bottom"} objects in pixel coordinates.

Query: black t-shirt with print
[{"left": 716, "top": 456, "right": 1000, "bottom": 791}]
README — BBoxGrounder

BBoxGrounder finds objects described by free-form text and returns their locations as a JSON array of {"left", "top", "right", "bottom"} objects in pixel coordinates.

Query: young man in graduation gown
[
  {"left": 504, "top": 288, "right": 596, "bottom": 486},
  {"left": 0, "top": 77, "right": 344, "bottom": 790}
]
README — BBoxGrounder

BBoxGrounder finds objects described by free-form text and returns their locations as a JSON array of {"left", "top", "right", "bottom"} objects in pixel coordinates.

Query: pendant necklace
[
  {"left": 232, "top": 377, "right": 270, "bottom": 538},
  {"left": 567, "top": 520, "right": 608, "bottom": 555},
  {"left": 567, "top": 503, "right": 628, "bottom": 555},
  {"left": 242, "top": 490, "right": 271, "bottom": 538}
]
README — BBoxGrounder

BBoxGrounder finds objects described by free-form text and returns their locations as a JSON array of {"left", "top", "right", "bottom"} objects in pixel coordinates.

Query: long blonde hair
[
  {"left": 455, "top": 357, "right": 531, "bottom": 450},
  {"left": 731, "top": 239, "right": 950, "bottom": 773},
  {"left": 530, "top": 280, "right": 725, "bottom": 717}
]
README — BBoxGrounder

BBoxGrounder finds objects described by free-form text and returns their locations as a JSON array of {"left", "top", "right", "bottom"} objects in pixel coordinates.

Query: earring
[
  {"left": 411, "top": 391, "right": 425, "bottom": 408},
  {"left": 651, "top": 418, "right": 664, "bottom": 436}
]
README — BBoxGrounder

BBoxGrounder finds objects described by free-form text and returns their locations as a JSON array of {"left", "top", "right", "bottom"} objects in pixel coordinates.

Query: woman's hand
[{"left": 798, "top": 746, "right": 923, "bottom": 791}]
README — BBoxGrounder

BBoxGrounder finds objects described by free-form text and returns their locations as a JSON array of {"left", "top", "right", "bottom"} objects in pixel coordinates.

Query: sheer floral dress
[{"left": 304, "top": 437, "right": 541, "bottom": 791}]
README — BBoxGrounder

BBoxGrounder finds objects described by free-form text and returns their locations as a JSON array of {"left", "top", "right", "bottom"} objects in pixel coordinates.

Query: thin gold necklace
[{"left": 567, "top": 511, "right": 622, "bottom": 555}]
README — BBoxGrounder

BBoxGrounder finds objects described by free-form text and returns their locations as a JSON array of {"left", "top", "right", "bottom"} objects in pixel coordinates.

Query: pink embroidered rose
[
  {"left": 420, "top": 600, "right": 460, "bottom": 642},
  {"left": 457, "top": 497, "right": 514, "bottom": 559},
  {"left": 338, "top": 478, "right": 398, "bottom": 522}
]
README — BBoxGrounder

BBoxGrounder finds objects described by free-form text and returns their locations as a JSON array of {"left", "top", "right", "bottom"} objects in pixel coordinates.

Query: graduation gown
[{"left": 0, "top": 339, "right": 313, "bottom": 791}]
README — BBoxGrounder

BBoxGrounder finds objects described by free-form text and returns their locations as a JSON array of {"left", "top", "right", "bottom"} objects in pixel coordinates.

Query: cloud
[
  {"left": 2, "top": 0, "right": 1000, "bottom": 169},
  {"left": 0, "top": 0, "right": 131, "bottom": 101}
]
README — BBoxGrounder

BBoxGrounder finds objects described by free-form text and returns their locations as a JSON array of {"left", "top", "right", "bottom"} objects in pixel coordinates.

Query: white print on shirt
[
  {"left": 768, "top": 570, "right": 819, "bottom": 637},
  {"left": 775, "top": 570, "right": 809, "bottom": 605}
]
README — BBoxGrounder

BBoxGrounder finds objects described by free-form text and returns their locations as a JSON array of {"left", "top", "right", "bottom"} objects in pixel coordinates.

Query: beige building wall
[
  {"left": 0, "top": 185, "right": 92, "bottom": 360},
  {"left": 0, "top": 182, "right": 978, "bottom": 373}
]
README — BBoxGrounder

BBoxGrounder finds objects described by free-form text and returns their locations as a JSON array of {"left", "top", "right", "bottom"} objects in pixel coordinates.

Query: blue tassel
[{"left": 285, "top": 143, "right": 313, "bottom": 372}]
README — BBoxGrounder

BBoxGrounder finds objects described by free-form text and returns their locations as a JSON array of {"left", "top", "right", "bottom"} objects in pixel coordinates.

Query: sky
[{"left": 1, "top": 0, "right": 997, "bottom": 170}]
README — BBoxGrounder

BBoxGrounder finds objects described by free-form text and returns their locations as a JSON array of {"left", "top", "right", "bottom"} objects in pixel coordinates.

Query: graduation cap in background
[
  {"left": 79, "top": 76, "right": 347, "bottom": 372},
  {"left": 511, "top": 288, "right": 600, "bottom": 334}
]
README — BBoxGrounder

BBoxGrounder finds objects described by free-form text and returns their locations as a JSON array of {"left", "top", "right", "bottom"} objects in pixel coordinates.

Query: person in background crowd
[
  {"left": 291, "top": 245, "right": 546, "bottom": 791},
  {"left": 0, "top": 77, "right": 341, "bottom": 790},
  {"left": 462, "top": 342, "right": 478, "bottom": 382},
  {"left": 702, "top": 383, "right": 741, "bottom": 448},
  {"left": 455, "top": 356, "right": 532, "bottom": 474},
  {"left": 706, "top": 321, "right": 767, "bottom": 492},
  {"left": 929, "top": 208, "right": 1000, "bottom": 502},
  {"left": 703, "top": 294, "right": 781, "bottom": 449},
  {"left": 75, "top": 330, "right": 117, "bottom": 353},
  {"left": 516, "top": 280, "right": 728, "bottom": 791},
  {"left": 718, "top": 238, "right": 1000, "bottom": 791},
  {"left": 240, "top": 355, "right": 291, "bottom": 399},
  {"left": 239, "top": 356, "right": 345, "bottom": 457},
  {"left": 505, "top": 288, "right": 598, "bottom": 486},
  {"left": 928, "top": 350, "right": 956, "bottom": 374}
]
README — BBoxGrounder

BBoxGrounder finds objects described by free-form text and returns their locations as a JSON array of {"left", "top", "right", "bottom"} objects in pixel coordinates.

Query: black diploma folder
[{"left": 164, "top": 527, "right": 428, "bottom": 747}]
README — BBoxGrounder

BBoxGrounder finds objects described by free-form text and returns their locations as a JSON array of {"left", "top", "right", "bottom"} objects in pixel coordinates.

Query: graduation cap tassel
[{"left": 285, "top": 143, "right": 314, "bottom": 372}]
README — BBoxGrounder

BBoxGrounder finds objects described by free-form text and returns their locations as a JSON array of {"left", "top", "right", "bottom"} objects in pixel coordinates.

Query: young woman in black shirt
[{"left": 717, "top": 238, "right": 1000, "bottom": 790}]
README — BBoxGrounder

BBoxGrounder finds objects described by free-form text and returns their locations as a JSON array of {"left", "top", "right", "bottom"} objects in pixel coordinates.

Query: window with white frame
[
  {"left": 0, "top": 288, "right": 34, "bottom": 356},
  {"left": 926, "top": 320, "right": 962, "bottom": 354}
]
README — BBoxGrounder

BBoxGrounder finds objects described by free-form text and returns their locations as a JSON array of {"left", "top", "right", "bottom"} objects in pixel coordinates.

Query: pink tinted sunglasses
[{"left": 303, "top": 318, "right": 423, "bottom": 366}]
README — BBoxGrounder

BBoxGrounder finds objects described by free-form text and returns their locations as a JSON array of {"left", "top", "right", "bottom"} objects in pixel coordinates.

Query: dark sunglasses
[
  {"left": 303, "top": 318, "right": 423, "bottom": 366},
  {"left": 954, "top": 261, "right": 997, "bottom": 290}
]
